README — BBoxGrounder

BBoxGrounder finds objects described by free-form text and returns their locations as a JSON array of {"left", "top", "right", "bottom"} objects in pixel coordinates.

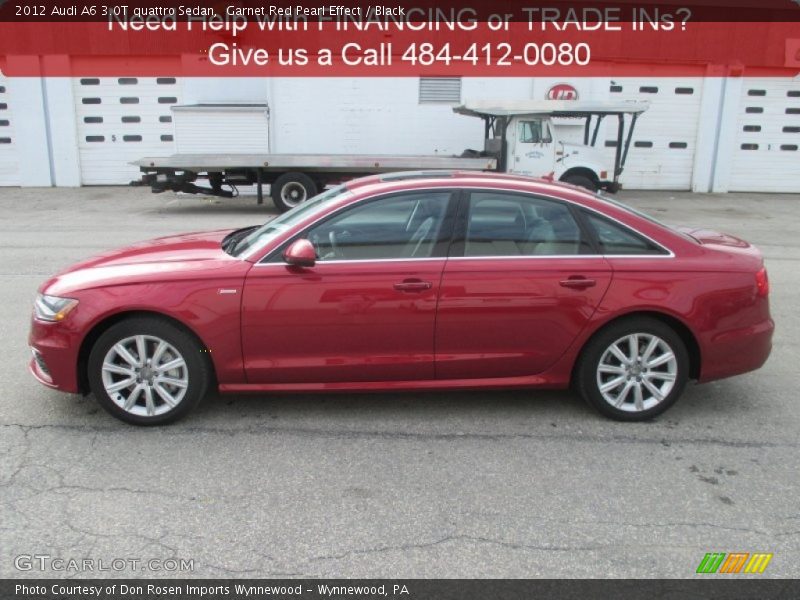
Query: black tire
[
  {"left": 561, "top": 174, "right": 598, "bottom": 192},
  {"left": 271, "top": 172, "right": 318, "bottom": 212},
  {"left": 575, "top": 317, "right": 689, "bottom": 421},
  {"left": 87, "top": 317, "right": 211, "bottom": 426}
]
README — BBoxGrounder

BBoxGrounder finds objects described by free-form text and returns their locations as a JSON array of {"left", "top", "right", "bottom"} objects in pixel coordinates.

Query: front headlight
[{"left": 34, "top": 294, "right": 78, "bottom": 322}]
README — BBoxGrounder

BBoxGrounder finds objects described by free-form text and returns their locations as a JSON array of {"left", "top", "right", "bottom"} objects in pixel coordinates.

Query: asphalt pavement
[{"left": 1, "top": 186, "right": 798, "bottom": 578}]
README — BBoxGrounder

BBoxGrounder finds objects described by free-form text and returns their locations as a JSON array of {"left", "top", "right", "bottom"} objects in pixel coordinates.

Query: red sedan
[{"left": 29, "top": 172, "right": 773, "bottom": 425}]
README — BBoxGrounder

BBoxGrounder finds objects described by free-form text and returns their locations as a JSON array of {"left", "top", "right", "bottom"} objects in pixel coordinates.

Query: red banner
[{"left": 1, "top": 2, "right": 798, "bottom": 76}]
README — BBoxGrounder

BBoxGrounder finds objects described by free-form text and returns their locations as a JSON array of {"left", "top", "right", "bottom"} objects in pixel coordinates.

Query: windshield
[{"left": 232, "top": 185, "right": 353, "bottom": 258}]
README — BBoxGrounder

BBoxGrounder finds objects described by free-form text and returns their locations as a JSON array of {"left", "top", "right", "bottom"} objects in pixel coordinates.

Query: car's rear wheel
[
  {"left": 575, "top": 317, "right": 689, "bottom": 421},
  {"left": 88, "top": 317, "right": 210, "bottom": 425}
]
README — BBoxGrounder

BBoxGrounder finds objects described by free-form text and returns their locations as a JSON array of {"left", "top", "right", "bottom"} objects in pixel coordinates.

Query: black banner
[
  {"left": 3, "top": 579, "right": 800, "bottom": 600},
  {"left": 1, "top": 0, "right": 800, "bottom": 23}
]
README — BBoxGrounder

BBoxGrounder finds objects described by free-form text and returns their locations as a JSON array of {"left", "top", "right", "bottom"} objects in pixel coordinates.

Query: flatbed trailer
[
  {"left": 134, "top": 99, "right": 647, "bottom": 211},
  {"left": 133, "top": 152, "right": 497, "bottom": 211}
]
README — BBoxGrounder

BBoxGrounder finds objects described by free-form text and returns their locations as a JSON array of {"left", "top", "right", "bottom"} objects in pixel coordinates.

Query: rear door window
[
  {"left": 582, "top": 211, "right": 668, "bottom": 255},
  {"left": 461, "top": 192, "right": 592, "bottom": 257}
]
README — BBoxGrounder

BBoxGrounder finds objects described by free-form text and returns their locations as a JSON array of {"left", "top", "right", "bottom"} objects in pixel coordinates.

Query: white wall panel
[
  {"left": 0, "top": 74, "right": 19, "bottom": 186},
  {"left": 727, "top": 78, "right": 800, "bottom": 193},
  {"left": 72, "top": 69, "right": 182, "bottom": 184}
]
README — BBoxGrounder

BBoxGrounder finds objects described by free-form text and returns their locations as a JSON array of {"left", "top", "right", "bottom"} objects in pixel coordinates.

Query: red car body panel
[
  {"left": 241, "top": 260, "right": 444, "bottom": 383},
  {"left": 30, "top": 230, "right": 251, "bottom": 393},
  {"left": 435, "top": 257, "right": 613, "bottom": 379},
  {"left": 29, "top": 173, "right": 773, "bottom": 398}
]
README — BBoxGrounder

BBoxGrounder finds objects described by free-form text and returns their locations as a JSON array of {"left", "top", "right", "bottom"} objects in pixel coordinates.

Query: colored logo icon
[{"left": 696, "top": 552, "right": 773, "bottom": 574}]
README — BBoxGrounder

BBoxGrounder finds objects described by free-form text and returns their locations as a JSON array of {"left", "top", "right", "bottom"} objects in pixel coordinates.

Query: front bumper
[{"left": 28, "top": 317, "right": 82, "bottom": 393}]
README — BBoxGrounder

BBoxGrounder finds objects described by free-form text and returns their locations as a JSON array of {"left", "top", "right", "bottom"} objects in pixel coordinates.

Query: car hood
[
  {"left": 41, "top": 229, "right": 246, "bottom": 295},
  {"left": 65, "top": 229, "right": 236, "bottom": 269}
]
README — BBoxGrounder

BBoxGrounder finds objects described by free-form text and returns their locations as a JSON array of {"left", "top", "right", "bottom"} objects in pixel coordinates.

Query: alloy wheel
[
  {"left": 596, "top": 333, "right": 678, "bottom": 413},
  {"left": 101, "top": 334, "right": 189, "bottom": 417}
]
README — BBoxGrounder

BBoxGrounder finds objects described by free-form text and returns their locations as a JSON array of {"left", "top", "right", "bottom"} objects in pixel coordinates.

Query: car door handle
[
  {"left": 559, "top": 277, "right": 597, "bottom": 289},
  {"left": 393, "top": 280, "right": 432, "bottom": 292}
]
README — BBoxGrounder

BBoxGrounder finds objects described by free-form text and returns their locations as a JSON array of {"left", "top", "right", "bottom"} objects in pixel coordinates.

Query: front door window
[{"left": 306, "top": 193, "right": 451, "bottom": 261}]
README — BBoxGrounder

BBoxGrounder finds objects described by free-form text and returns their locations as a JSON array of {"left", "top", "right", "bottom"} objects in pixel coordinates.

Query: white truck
[{"left": 134, "top": 100, "right": 648, "bottom": 212}]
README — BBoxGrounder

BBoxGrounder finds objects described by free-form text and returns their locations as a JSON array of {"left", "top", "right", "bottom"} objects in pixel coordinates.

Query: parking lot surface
[{"left": 1, "top": 187, "right": 799, "bottom": 578}]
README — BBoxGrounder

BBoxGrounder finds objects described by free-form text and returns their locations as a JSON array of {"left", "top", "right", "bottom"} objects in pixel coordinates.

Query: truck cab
[
  {"left": 454, "top": 100, "right": 650, "bottom": 193},
  {"left": 507, "top": 115, "right": 611, "bottom": 191}
]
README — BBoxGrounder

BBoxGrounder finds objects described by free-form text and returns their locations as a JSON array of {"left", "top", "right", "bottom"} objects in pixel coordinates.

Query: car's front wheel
[
  {"left": 575, "top": 317, "right": 689, "bottom": 421},
  {"left": 88, "top": 317, "right": 210, "bottom": 425}
]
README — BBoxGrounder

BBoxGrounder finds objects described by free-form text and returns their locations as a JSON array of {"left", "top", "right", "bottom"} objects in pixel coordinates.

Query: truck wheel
[
  {"left": 561, "top": 174, "right": 597, "bottom": 192},
  {"left": 271, "top": 172, "right": 318, "bottom": 212}
]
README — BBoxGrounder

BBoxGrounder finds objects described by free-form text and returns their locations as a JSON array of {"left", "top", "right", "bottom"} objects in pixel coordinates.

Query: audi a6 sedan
[{"left": 29, "top": 172, "right": 773, "bottom": 425}]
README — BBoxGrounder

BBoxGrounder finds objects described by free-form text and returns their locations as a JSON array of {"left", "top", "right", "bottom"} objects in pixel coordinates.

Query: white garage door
[
  {"left": 0, "top": 75, "right": 20, "bottom": 186},
  {"left": 604, "top": 76, "right": 704, "bottom": 190},
  {"left": 728, "top": 78, "right": 800, "bottom": 193},
  {"left": 73, "top": 75, "right": 182, "bottom": 184}
]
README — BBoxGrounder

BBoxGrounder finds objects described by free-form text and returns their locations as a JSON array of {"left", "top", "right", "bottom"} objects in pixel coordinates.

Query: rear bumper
[
  {"left": 699, "top": 318, "right": 774, "bottom": 383},
  {"left": 28, "top": 319, "right": 81, "bottom": 393}
]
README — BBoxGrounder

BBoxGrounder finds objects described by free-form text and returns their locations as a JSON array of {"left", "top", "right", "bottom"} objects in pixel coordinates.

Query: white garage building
[{"left": 0, "top": 60, "right": 798, "bottom": 193}]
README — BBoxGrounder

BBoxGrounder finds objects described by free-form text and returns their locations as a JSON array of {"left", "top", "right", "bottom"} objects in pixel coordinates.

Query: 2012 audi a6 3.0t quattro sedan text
[{"left": 29, "top": 172, "right": 773, "bottom": 425}]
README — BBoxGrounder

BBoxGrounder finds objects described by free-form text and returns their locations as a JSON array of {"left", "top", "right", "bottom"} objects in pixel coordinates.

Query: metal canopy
[{"left": 454, "top": 100, "right": 650, "bottom": 119}]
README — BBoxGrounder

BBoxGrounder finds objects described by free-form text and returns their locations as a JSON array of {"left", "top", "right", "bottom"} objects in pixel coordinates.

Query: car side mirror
[{"left": 283, "top": 238, "right": 316, "bottom": 267}]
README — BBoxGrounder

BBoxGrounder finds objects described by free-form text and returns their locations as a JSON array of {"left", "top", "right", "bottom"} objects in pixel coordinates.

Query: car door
[
  {"left": 509, "top": 118, "right": 557, "bottom": 178},
  {"left": 435, "top": 190, "right": 613, "bottom": 380},
  {"left": 241, "top": 190, "right": 457, "bottom": 384}
]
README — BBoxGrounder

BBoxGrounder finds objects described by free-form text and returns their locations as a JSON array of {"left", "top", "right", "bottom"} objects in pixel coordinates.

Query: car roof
[{"left": 344, "top": 170, "right": 598, "bottom": 200}]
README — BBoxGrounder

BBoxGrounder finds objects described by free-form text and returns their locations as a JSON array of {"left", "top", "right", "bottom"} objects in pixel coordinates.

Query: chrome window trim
[
  {"left": 449, "top": 255, "right": 630, "bottom": 261},
  {"left": 438, "top": 253, "right": 672, "bottom": 261},
  {"left": 253, "top": 257, "right": 446, "bottom": 267},
  {"left": 253, "top": 254, "right": 670, "bottom": 267},
  {"left": 251, "top": 183, "right": 676, "bottom": 266}
]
